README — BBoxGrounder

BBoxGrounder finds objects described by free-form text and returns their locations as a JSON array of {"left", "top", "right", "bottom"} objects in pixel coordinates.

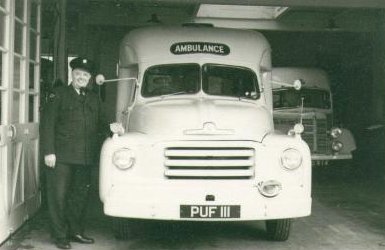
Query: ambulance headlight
[
  {"left": 331, "top": 128, "right": 342, "bottom": 138},
  {"left": 112, "top": 148, "right": 135, "bottom": 170},
  {"left": 281, "top": 148, "right": 302, "bottom": 170},
  {"left": 332, "top": 141, "right": 343, "bottom": 152}
]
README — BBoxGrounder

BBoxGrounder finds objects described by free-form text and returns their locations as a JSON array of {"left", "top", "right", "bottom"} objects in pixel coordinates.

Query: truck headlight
[
  {"left": 332, "top": 141, "right": 343, "bottom": 152},
  {"left": 112, "top": 148, "right": 135, "bottom": 170},
  {"left": 281, "top": 148, "right": 302, "bottom": 170},
  {"left": 331, "top": 128, "right": 343, "bottom": 138}
]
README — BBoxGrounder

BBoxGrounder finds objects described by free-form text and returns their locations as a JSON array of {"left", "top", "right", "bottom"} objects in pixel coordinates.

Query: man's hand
[{"left": 44, "top": 154, "right": 56, "bottom": 168}]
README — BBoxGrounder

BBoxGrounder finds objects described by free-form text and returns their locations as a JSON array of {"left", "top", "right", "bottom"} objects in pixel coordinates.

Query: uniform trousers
[{"left": 46, "top": 162, "right": 92, "bottom": 240}]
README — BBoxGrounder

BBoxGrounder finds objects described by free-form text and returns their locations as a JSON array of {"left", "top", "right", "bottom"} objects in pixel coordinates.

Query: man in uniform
[{"left": 41, "top": 57, "right": 104, "bottom": 249}]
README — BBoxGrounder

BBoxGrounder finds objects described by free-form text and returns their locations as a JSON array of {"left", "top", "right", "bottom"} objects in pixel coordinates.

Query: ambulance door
[{"left": 0, "top": 0, "right": 41, "bottom": 244}]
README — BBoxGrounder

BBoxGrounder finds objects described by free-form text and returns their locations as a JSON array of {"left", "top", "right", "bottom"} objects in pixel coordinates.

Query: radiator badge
[{"left": 184, "top": 122, "right": 234, "bottom": 135}]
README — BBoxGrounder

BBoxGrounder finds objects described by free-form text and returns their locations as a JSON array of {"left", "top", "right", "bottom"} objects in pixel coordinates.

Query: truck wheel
[
  {"left": 112, "top": 218, "right": 132, "bottom": 240},
  {"left": 265, "top": 219, "right": 291, "bottom": 241}
]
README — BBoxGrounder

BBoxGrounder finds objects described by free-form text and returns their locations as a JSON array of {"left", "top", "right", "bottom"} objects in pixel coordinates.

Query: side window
[{"left": 118, "top": 64, "right": 138, "bottom": 105}]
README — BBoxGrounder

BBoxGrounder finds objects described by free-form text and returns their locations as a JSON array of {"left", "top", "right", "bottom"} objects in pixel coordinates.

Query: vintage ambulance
[
  {"left": 98, "top": 25, "right": 312, "bottom": 241},
  {"left": 272, "top": 68, "right": 356, "bottom": 166}
]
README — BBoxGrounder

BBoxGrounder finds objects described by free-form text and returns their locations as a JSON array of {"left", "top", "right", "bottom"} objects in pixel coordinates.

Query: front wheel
[{"left": 265, "top": 219, "right": 291, "bottom": 241}]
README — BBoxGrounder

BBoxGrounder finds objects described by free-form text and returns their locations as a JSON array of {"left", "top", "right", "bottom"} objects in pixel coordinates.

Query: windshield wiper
[
  {"left": 237, "top": 91, "right": 259, "bottom": 101},
  {"left": 159, "top": 91, "right": 190, "bottom": 99}
]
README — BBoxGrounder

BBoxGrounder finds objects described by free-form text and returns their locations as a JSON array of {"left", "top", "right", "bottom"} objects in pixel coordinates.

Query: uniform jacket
[{"left": 41, "top": 84, "right": 106, "bottom": 165}]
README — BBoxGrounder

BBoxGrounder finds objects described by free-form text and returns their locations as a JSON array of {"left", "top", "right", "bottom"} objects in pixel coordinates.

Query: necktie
[
  {"left": 79, "top": 88, "right": 86, "bottom": 103},
  {"left": 80, "top": 87, "right": 86, "bottom": 96}
]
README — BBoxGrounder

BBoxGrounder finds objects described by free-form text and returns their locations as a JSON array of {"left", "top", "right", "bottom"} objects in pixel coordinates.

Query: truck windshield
[
  {"left": 142, "top": 63, "right": 260, "bottom": 100},
  {"left": 202, "top": 64, "right": 260, "bottom": 100},
  {"left": 273, "top": 88, "right": 331, "bottom": 109},
  {"left": 142, "top": 64, "right": 200, "bottom": 97}
]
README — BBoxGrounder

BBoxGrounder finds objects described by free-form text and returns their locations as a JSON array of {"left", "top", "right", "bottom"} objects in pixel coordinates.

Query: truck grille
[
  {"left": 164, "top": 146, "right": 255, "bottom": 179},
  {"left": 275, "top": 117, "right": 330, "bottom": 154}
]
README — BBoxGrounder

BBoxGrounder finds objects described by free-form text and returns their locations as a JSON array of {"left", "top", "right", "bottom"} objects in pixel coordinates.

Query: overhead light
[{"left": 196, "top": 4, "right": 288, "bottom": 20}]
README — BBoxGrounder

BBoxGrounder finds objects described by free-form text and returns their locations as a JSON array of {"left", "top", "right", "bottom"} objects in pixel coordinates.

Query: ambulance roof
[
  {"left": 272, "top": 67, "right": 330, "bottom": 91},
  {"left": 119, "top": 25, "right": 270, "bottom": 67}
]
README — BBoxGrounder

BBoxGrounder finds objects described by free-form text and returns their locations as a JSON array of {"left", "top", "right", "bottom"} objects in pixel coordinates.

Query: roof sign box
[{"left": 170, "top": 42, "right": 230, "bottom": 56}]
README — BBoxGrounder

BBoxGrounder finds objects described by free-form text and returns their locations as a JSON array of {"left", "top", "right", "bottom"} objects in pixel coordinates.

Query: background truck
[
  {"left": 98, "top": 25, "right": 312, "bottom": 241},
  {"left": 272, "top": 67, "right": 356, "bottom": 166}
]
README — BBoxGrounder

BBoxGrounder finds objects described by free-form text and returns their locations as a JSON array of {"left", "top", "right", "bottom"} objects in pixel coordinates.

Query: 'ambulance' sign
[{"left": 170, "top": 42, "right": 230, "bottom": 56}]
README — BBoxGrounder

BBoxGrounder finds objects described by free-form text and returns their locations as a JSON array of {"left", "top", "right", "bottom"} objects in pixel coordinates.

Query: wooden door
[{"left": 0, "top": 0, "right": 41, "bottom": 244}]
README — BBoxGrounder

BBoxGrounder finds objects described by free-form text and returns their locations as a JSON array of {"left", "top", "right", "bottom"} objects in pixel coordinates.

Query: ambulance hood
[{"left": 128, "top": 97, "right": 272, "bottom": 142}]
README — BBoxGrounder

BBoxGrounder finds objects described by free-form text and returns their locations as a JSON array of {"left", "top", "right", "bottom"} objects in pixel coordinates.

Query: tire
[
  {"left": 265, "top": 219, "right": 291, "bottom": 241},
  {"left": 112, "top": 218, "right": 132, "bottom": 240}
]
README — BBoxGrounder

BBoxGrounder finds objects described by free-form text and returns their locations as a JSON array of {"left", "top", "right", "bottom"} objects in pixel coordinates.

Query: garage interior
[{"left": 0, "top": 0, "right": 384, "bottom": 249}]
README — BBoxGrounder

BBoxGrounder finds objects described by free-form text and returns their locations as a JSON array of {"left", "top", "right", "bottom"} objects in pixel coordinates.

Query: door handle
[{"left": 8, "top": 124, "right": 17, "bottom": 141}]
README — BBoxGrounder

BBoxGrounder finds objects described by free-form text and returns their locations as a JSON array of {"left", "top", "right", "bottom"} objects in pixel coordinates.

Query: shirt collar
[{"left": 71, "top": 83, "right": 81, "bottom": 95}]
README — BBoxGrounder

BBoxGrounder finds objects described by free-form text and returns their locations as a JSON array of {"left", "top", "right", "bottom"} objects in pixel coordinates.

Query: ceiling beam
[
  {"left": 84, "top": 5, "right": 192, "bottom": 26},
  {"left": 193, "top": 16, "right": 377, "bottom": 32},
  {"left": 138, "top": 0, "right": 385, "bottom": 9}
]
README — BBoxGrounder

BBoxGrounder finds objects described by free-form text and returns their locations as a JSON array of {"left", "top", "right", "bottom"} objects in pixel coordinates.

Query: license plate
[{"left": 180, "top": 205, "right": 240, "bottom": 218}]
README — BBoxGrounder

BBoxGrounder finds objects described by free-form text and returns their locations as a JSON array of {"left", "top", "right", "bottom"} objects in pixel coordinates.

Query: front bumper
[
  {"left": 311, "top": 153, "right": 352, "bottom": 161},
  {"left": 103, "top": 180, "right": 311, "bottom": 221}
]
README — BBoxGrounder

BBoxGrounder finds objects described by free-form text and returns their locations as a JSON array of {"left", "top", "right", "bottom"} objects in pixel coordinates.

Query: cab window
[
  {"left": 202, "top": 64, "right": 260, "bottom": 100},
  {"left": 273, "top": 88, "right": 331, "bottom": 109},
  {"left": 142, "top": 64, "right": 200, "bottom": 97}
]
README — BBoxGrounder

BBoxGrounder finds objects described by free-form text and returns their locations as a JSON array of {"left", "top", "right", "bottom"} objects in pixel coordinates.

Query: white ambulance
[
  {"left": 98, "top": 25, "right": 312, "bottom": 241},
  {"left": 272, "top": 67, "right": 356, "bottom": 166}
]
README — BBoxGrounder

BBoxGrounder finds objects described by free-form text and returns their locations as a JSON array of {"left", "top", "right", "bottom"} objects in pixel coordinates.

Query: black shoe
[
  {"left": 55, "top": 238, "right": 71, "bottom": 249},
  {"left": 70, "top": 234, "right": 95, "bottom": 244}
]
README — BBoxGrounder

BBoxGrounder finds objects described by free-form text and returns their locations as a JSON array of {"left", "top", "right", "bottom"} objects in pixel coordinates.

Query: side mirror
[
  {"left": 271, "top": 78, "right": 304, "bottom": 91},
  {"left": 95, "top": 74, "right": 106, "bottom": 85},
  {"left": 95, "top": 74, "right": 138, "bottom": 86},
  {"left": 293, "top": 79, "right": 303, "bottom": 90}
]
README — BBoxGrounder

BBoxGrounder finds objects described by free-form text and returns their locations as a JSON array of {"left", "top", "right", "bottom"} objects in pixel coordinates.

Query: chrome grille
[
  {"left": 301, "top": 118, "right": 315, "bottom": 150},
  {"left": 274, "top": 116, "right": 331, "bottom": 154},
  {"left": 316, "top": 119, "right": 329, "bottom": 153},
  {"left": 164, "top": 146, "right": 255, "bottom": 179}
]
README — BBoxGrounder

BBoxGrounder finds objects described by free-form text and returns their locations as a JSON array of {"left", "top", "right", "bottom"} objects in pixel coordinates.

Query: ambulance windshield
[
  {"left": 142, "top": 64, "right": 200, "bottom": 97},
  {"left": 142, "top": 63, "right": 260, "bottom": 100},
  {"left": 273, "top": 88, "right": 331, "bottom": 109},
  {"left": 202, "top": 64, "right": 260, "bottom": 100}
]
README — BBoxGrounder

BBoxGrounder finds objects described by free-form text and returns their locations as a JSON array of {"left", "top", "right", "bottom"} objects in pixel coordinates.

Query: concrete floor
[{"left": 1, "top": 165, "right": 384, "bottom": 250}]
